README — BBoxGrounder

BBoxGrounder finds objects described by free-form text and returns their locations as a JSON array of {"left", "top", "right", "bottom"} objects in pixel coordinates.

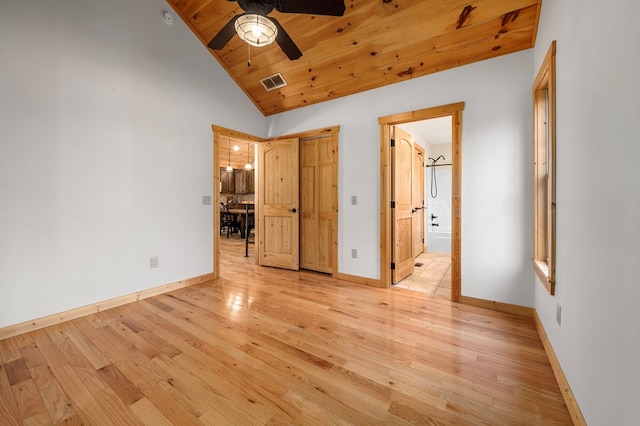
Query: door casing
[
  {"left": 378, "top": 103, "right": 463, "bottom": 302},
  {"left": 412, "top": 141, "right": 425, "bottom": 258}
]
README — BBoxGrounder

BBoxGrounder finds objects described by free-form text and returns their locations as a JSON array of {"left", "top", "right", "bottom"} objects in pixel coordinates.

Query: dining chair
[{"left": 220, "top": 203, "right": 240, "bottom": 238}]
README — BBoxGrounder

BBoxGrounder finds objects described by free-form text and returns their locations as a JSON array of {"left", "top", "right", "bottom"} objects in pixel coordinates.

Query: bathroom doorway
[{"left": 378, "top": 102, "right": 463, "bottom": 302}]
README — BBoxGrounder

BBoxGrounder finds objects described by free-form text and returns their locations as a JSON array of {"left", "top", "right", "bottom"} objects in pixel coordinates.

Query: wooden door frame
[
  {"left": 412, "top": 142, "right": 426, "bottom": 258},
  {"left": 212, "top": 125, "right": 265, "bottom": 278},
  {"left": 378, "top": 102, "right": 464, "bottom": 302},
  {"left": 212, "top": 125, "right": 339, "bottom": 278}
]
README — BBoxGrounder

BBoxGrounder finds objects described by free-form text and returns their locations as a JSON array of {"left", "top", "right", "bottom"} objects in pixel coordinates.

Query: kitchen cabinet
[
  {"left": 234, "top": 169, "right": 254, "bottom": 194},
  {"left": 220, "top": 168, "right": 235, "bottom": 193}
]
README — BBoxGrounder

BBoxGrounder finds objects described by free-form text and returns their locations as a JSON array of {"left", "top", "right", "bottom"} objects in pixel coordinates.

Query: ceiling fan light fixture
[{"left": 235, "top": 14, "right": 277, "bottom": 47}]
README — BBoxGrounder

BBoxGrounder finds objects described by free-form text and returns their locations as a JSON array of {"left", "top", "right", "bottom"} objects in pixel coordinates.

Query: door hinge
[
  {"left": 391, "top": 262, "right": 396, "bottom": 270},
  {"left": 390, "top": 138, "right": 395, "bottom": 147},
  {"left": 391, "top": 201, "right": 395, "bottom": 208}
]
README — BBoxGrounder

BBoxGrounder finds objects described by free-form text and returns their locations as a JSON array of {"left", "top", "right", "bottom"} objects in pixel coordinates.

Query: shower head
[{"left": 428, "top": 155, "right": 445, "bottom": 164}]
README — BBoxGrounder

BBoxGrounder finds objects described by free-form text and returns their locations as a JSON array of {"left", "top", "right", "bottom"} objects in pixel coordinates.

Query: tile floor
[{"left": 392, "top": 250, "right": 451, "bottom": 298}]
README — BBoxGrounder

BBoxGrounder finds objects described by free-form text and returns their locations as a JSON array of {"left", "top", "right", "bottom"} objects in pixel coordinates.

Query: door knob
[{"left": 288, "top": 208, "right": 298, "bottom": 213}]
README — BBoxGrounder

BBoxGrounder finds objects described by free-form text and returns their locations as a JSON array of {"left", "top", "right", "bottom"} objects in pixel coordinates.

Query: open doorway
[
  {"left": 212, "top": 126, "right": 265, "bottom": 278},
  {"left": 392, "top": 117, "right": 452, "bottom": 298},
  {"left": 218, "top": 136, "right": 257, "bottom": 265},
  {"left": 378, "top": 102, "right": 464, "bottom": 302},
  {"left": 212, "top": 125, "right": 340, "bottom": 278}
]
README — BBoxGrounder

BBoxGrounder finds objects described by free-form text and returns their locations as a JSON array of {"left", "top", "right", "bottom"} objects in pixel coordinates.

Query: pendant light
[
  {"left": 244, "top": 143, "right": 252, "bottom": 170},
  {"left": 225, "top": 138, "right": 233, "bottom": 172}
]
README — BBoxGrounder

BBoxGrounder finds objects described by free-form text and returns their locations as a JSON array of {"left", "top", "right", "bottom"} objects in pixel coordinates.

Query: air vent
[{"left": 260, "top": 73, "right": 287, "bottom": 91}]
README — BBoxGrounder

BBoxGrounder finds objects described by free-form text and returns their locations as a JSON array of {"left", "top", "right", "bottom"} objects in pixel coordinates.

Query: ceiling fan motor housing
[{"left": 237, "top": 0, "right": 275, "bottom": 15}]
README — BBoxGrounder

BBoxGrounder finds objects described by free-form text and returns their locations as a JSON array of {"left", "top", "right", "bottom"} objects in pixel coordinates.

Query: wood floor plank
[
  {"left": 4, "top": 358, "right": 31, "bottom": 386},
  {"left": 0, "top": 338, "right": 22, "bottom": 365},
  {"left": 18, "top": 339, "right": 77, "bottom": 423},
  {"left": 126, "top": 307, "right": 301, "bottom": 422},
  {"left": 43, "top": 327, "right": 145, "bottom": 426},
  {"left": 129, "top": 397, "right": 174, "bottom": 426},
  {"left": 51, "top": 363, "right": 131, "bottom": 425},
  {"left": 172, "top": 351, "right": 281, "bottom": 424},
  {"left": 58, "top": 321, "right": 111, "bottom": 370},
  {"left": 0, "top": 364, "right": 21, "bottom": 426},
  {"left": 34, "top": 374, "right": 77, "bottom": 425},
  {"left": 11, "top": 379, "right": 50, "bottom": 424},
  {"left": 77, "top": 319, "right": 202, "bottom": 426},
  {"left": 0, "top": 241, "right": 573, "bottom": 424},
  {"left": 97, "top": 364, "right": 145, "bottom": 406},
  {"left": 30, "top": 329, "right": 68, "bottom": 371}
]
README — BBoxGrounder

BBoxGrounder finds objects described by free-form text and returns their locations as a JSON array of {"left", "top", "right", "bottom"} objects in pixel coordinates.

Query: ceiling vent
[{"left": 260, "top": 73, "right": 287, "bottom": 91}]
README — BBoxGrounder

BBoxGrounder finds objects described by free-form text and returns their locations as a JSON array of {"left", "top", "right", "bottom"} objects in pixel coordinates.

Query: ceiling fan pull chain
[{"left": 247, "top": 43, "right": 251, "bottom": 67}]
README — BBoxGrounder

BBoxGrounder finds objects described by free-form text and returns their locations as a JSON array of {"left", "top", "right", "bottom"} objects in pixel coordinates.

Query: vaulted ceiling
[{"left": 168, "top": 0, "right": 541, "bottom": 116}]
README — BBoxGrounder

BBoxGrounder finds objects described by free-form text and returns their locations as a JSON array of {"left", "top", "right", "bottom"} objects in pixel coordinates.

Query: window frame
[{"left": 532, "top": 41, "right": 557, "bottom": 294}]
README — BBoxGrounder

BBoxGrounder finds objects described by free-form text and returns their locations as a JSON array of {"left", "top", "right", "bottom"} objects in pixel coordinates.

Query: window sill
[{"left": 533, "top": 259, "right": 555, "bottom": 295}]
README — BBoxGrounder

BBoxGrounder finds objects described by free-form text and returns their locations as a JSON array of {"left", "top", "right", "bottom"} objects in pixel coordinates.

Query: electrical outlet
[
  {"left": 351, "top": 249, "right": 357, "bottom": 259},
  {"left": 150, "top": 256, "right": 159, "bottom": 268},
  {"left": 202, "top": 195, "right": 212, "bottom": 205},
  {"left": 351, "top": 195, "right": 357, "bottom": 205},
  {"left": 556, "top": 303, "right": 561, "bottom": 325}
]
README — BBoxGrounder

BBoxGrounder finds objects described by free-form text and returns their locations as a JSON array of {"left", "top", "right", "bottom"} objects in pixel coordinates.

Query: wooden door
[
  {"left": 392, "top": 126, "right": 414, "bottom": 283},
  {"left": 413, "top": 143, "right": 425, "bottom": 257},
  {"left": 300, "top": 137, "right": 334, "bottom": 273},
  {"left": 258, "top": 139, "right": 300, "bottom": 270}
]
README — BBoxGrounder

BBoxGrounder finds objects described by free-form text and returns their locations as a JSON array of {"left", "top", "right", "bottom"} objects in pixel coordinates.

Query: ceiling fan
[{"left": 207, "top": 0, "right": 346, "bottom": 60}]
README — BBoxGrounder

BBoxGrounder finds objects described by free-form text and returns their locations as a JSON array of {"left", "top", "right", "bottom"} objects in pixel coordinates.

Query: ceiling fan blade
[
  {"left": 270, "top": 18, "right": 302, "bottom": 60},
  {"left": 276, "top": 0, "right": 346, "bottom": 16},
  {"left": 207, "top": 14, "right": 242, "bottom": 50}
]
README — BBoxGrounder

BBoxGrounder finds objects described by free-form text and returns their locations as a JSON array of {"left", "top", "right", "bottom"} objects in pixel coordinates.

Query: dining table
[{"left": 228, "top": 202, "right": 254, "bottom": 257}]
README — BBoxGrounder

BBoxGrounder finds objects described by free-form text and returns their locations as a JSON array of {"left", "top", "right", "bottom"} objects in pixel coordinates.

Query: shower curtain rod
[{"left": 425, "top": 163, "right": 452, "bottom": 168}]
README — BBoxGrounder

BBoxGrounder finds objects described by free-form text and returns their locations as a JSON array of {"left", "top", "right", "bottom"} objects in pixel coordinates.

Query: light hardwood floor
[{"left": 0, "top": 238, "right": 572, "bottom": 425}]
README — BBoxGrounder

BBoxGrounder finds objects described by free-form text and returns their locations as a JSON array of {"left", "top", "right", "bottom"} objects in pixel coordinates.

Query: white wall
[
  {"left": 533, "top": 0, "right": 640, "bottom": 424},
  {"left": 267, "top": 50, "right": 535, "bottom": 307},
  {"left": 0, "top": 0, "right": 266, "bottom": 328}
]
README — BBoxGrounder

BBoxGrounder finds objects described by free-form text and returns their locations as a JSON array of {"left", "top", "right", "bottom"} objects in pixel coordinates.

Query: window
[{"left": 533, "top": 41, "right": 556, "bottom": 294}]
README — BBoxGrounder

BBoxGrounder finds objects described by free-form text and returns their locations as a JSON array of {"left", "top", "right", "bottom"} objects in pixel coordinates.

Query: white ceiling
[{"left": 399, "top": 116, "right": 452, "bottom": 145}]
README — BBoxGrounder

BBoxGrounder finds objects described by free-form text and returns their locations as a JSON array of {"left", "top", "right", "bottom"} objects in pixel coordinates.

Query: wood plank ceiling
[{"left": 168, "top": 0, "right": 541, "bottom": 116}]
